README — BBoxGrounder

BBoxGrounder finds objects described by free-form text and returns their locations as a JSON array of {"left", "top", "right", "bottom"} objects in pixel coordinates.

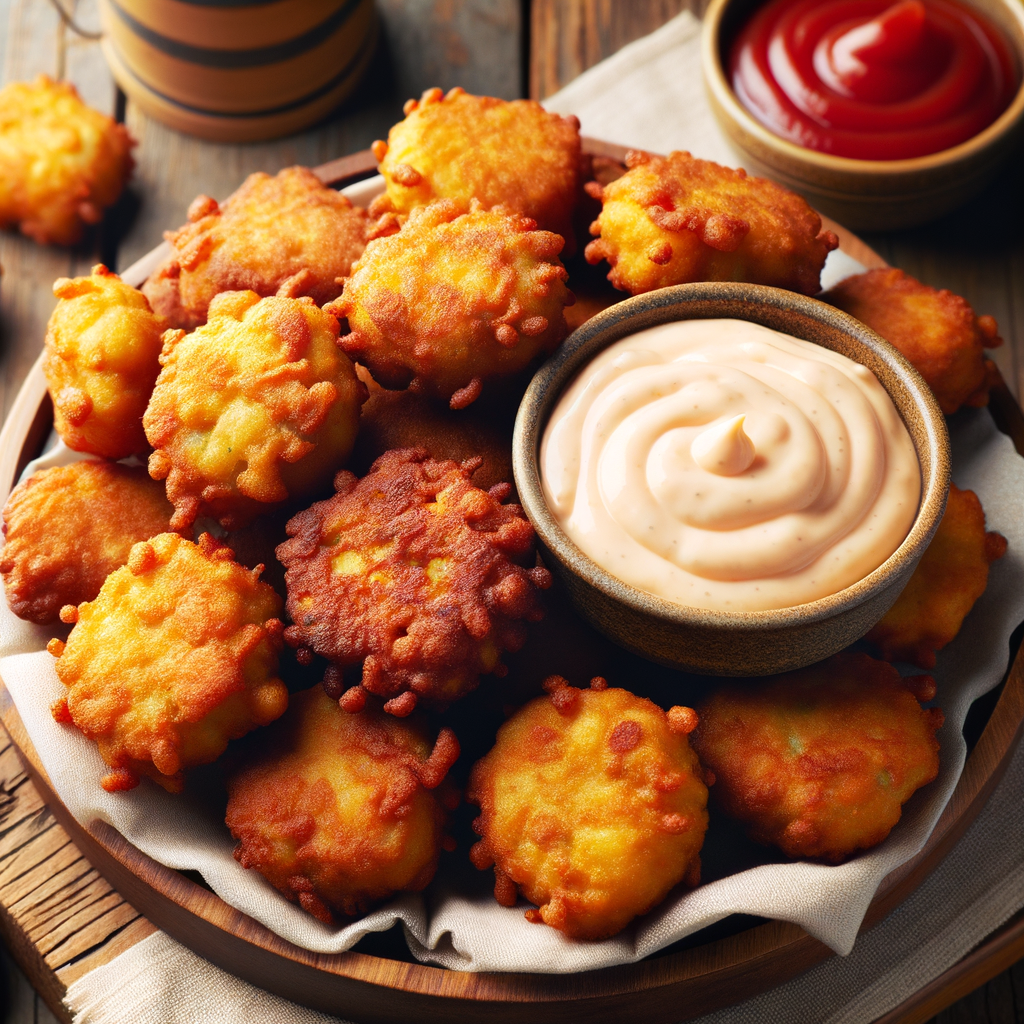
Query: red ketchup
[{"left": 729, "top": 0, "right": 1019, "bottom": 159}]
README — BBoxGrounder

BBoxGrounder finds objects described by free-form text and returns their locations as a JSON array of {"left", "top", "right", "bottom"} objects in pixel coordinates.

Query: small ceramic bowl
[
  {"left": 512, "top": 284, "right": 950, "bottom": 677},
  {"left": 702, "top": 0, "right": 1024, "bottom": 231}
]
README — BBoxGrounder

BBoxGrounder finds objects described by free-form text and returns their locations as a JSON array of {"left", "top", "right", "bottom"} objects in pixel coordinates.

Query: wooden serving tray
[{"left": 1, "top": 141, "right": 1022, "bottom": 1024}]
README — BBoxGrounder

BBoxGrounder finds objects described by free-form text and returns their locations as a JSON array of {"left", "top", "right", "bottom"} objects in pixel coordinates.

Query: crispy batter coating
[
  {"left": 49, "top": 532, "right": 288, "bottom": 793},
  {"left": 144, "top": 291, "right": 366, "bottom": 532},
  {"left": 44, "top": 265, "right": 168, "bottom": 459},
  {"left": 584, "top": 150, "right": 838, "bottom": 296},
  {"left": 867, "top": 484, "right": 1007, "bottom": 669},
  {"left": 370, "top": 87, "right": 580, "bottom": 245},
  {"left": 821, "top": 268, "right": 1004, "bottom": 415},
  {"left": 327, "top": 199, "right": 572, "bottom": 409},
  {"left": 692, "top": 653, "right": 943, "bottom": 863},
  {"left": 1, "top": 461, "right": 174, "bottom": 624},
  {"left": 467, "top": 676, "right": 708, "bottom": 940},
  {"left": 226, "top": 685, "right": 459, "bottom": 923},
  {"left": 0, "top": 76, "right": 134, "bottom": 246},
  {"left": 142, "top": 166, "right": 369, "bottom": 330},
  {"left": 278, "top": 448, "right": 551, "bottom": 716}
]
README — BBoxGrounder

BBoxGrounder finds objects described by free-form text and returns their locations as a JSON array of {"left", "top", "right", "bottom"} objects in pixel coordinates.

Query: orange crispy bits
[
  {"left": 142, "top": 166, "right": 369, "bottom": 330},
  {"left": 44, "top": 265, "right": 168, "bottom": 459},
  {"left": 0, "top": 76, "right": 134, "bottom": 245},
  {"left": 278, "top": 448, "right": 551, "bottom": 716},
  {"left": 467, "top": 677, "right": 708, "bottom": 940},
  {"left": 328, "top": 199, "right": 572, "bottom": 409},
  {"left": 867, "top": 484, "right": 1007, "bottom": 669},
  {"left": 144, "top": 291, "right": 366, "bottom": 532},
  {"left": 226, "top": 686, "right": 459, "bottom": 923},
  {"left": 50, "top": 532, "right": 288, "bottom": 793},
  {"left": 370, "top": 87, "right": 580, "bottom": 243},
  {"left": 584, "top": 150, "right": 838, "bottom": 296},
  {"left": 692, "top": 653, "right": 943, "bottom": 863},
  {"left": 821, "top": 268, "right": 1004, "bottom": 415},
  {"left": 1, "top": 461, "right": 174, "bottom": 624}
]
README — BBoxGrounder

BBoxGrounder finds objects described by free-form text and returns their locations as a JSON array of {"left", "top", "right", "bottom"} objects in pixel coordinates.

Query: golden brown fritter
[
  {"left": 327, "top": 199, "right": 573, "bottom": 409},
  {"left": 692, "top": 653, "right": 943, "bottom": 864},
  {"left": 821, "top": 268, "right": 1004, "bottom": 415},
  {"left": 144, "top": 291, "right": 366, "bottom": 532},
  {"left": 370, "top": 87, "right": 581, "bottom": 245},
  {"left": 584, "top": 150, "right": 838, "bottom": 296},
  {"left": 142, "top": 166, "right": 369, "bottom": 330},
  {"left": 278, "top": 448, "right": 551, "bottom": 717},
  {"left": 49, "top": 532, "right": 288, "bottom": 793},
  {"left": 44, "top": 265, "right": 168, "bottom": 459},
  {"left": 867, "top": 484, "right": 1007, "bottom": 669},
  {"left": 1, "top": 461, "right": 175, "bottom": 624},
  {"left": 0, "top": 76, "right": 134, "bottom": 246},
  {"left": 226, "top": 685, "right": 459, "bottom": 923},
  {"left": 467, "top": 676, "right": 708, "bottom": 940}
]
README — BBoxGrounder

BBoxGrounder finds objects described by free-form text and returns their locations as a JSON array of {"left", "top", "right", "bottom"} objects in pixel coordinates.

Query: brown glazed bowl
[
  {"left": 512, "top": 284, "right": 950, "bottom": 676},
  {"left": 702, "top": 0, "right": 1024, "bottom": 231}
]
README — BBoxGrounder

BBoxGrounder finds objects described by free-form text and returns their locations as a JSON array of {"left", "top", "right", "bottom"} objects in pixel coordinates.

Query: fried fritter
[
  {"left": 142, "top": 166, "right": 369, "bottom": 330},
  {"left": 584, "top": 150, "right": 838, "bottom": 296},
  {"left": 44, "top": 265, "right": 168, "bottom": 459},
  {"left": 0, "top": 76, "right": 134, "bottom": 246},
  {"left": 467, "top": 676, "right": 708, "bottom": 940},
  {"left": 867, "top": 484, "right": 1007, "bottom": 669},
  {"left": 1, "top": 461, "right": 174, "bottom": 624},
  {"left": 144, "top": 291, "right": 366, "bottom": 532},
  {"left": 226, "top": 685, "right": 459, "bottom": 923},
  {"left": 49, "top": 532, "right": 288, "bottom": 793},
  {"left": 278, "top": 448, "right": 551, "bottom": 717},
  {"left": 821, "top": 268, "right": 1004, "bottom": 415},
  {"left": 327, "top": 199, "right": 572, "bottom": 409},
  {"left": 692, "top": 653, "right": 943, "bottom": 864},
  {"left": 370, "top": 87, "right": 581, "bottom": 245}
]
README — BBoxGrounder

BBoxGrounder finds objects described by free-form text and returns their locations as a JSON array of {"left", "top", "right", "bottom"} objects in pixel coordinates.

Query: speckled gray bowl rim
[{"left": 512, "top": 283, "right": 951, "bottom": 633}]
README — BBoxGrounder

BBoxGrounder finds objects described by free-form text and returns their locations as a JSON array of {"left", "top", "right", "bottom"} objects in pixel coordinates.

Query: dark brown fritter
[
  {"left": 142, "top": 166, "right": 369, "bottom": 331},
  {"left": 226, "top": 685, "right": 459, "bottom": 923},
  {"left": 278, "top": 448, "right": 551, "bottom": 716},
  {"left": 1, "top": 461, "right": 175, "bottom": 624},
  {"left": 821, "top": 268, "right": 1004, "bottom": 415}
]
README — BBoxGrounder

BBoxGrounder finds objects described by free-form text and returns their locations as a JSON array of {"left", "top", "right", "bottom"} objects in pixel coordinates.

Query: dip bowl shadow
[{"left": 512, "top": 283, "right": 950, "bottom": 676}]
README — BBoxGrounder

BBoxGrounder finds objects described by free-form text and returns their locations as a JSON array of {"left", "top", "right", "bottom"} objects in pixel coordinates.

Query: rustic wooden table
[{"left": 1, "top": 1, "right": 1022, "bottom": 1022}]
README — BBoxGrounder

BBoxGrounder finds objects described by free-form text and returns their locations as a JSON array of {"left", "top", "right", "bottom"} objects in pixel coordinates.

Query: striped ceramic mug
[{"left": 98, "top": 0, "right": 377, "bottom": 142}]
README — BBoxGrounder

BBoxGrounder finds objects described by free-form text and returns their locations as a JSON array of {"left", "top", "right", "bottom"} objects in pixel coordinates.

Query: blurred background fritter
[
  {"left": 585, "top": 150, "right": 838, "bottom": 296},
  {"left": 144, "top": 291, "right": 366, "bottom": 532},
  {"left": 49, "top": 532, "right": 288, "bottom": 793},
  {"left": 142, "top": 166, "right": 369, "bottom": 331},
  {"left": 1, "top": 461, "right": 174, "bottom": 624},
  {"left": 44, "top": 265, "right": 167, "bottom": 459},
  {"left": 467, "top": 676, "right": 708, "bottom": 940},
  {"left": 692, "top": 653, "right": 943, "bottom": 864},
  {"left": 0, "top": 75, "right": 134, "bottom": 246},
  {"left": 226, "top": 686, "right": 459, "bottom": 923},
  {"left": 278, "top": 448, "right": 551, "bottom": 717}
]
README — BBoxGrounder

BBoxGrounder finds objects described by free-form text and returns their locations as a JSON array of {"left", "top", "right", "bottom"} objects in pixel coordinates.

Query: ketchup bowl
[
  {"left": 512, "top": 283, "right": 950, "bottom": 677},
  {"left": 702, "top": 0, "right": 1024, "bottom": 230}
]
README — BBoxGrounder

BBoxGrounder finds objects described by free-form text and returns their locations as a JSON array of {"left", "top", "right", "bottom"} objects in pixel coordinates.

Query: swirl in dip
[{"left": 540, "top": 320, "right": 921, "bottom": 612}]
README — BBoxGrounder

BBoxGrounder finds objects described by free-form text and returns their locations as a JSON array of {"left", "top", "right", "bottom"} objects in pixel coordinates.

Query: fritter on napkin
[
  {"left": 142, "top": 166, "right": 369, "bottom": 330},
  {"left": 584, "top": 150, "right": 838, "bottom": 296},
  {"left": 0, "top": 76, "right": 134, "bottom": 245},
  {"left": 867, "top": 484, "right": 1007, "bottom": 668},
  {"left": 1, "top": 461, "right": 174, "bottom": 624},
  {"left": 144, "top": 292, "right": 366, "bottom": 532},
  {"left": 468, "top": 676, "right": 708, "bottom": 940},
  {"left": 692, "top": 653, "right": 943, "bottom": 863},
  {"left": 227, "top": 686, "right": 459, "bottom": 923},
  {"left": 44, "top": 265, "right": 167, "bottom": 459},
  {"left": 50, "top": 532, "right": 288, "bottom": 793}
]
